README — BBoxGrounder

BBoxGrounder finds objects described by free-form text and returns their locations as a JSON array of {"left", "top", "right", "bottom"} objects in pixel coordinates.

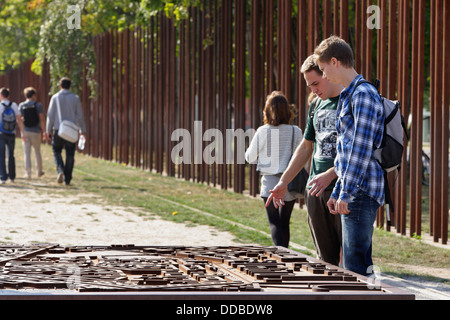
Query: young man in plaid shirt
[{"left": 314, "top": 36, "right": 385, "bottom": 276}]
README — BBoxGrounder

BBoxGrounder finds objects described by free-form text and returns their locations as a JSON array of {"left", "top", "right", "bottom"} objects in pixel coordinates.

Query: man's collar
[{"left": 341, "top": 74, "right": 363, "bottom": 97}]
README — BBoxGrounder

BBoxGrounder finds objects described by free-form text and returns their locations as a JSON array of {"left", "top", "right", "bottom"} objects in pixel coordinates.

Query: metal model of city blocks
[{"left": 0, "top": 244, "right": 414, "bottom": 300}]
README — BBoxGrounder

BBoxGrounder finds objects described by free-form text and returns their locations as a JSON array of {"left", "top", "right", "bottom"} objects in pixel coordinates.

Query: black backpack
[
  {"left": 0, "top": 102, "right": 17, "bottom": 134},
  {"left": 22, "top": 102, "right": 40, "bottom": 127}
]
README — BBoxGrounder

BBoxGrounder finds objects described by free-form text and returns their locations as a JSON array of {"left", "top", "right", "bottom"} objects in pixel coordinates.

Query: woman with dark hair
[{"left": 245, "top": 91, "right": 303, "bottom": 247}]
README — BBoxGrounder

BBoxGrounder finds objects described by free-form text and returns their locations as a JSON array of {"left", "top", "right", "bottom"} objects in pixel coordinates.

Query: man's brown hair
[
  {"left": 0, "top": 87, "right": 10, "bottom": 98},
  {"left": 59, "top": 77, "right": 72, "bottom": 89},
  {"left": 314, "top": 35, "right": 355, "bottom": 68},
  {"left": 24, "top": 87, "right": 36, "bottom": 99}
]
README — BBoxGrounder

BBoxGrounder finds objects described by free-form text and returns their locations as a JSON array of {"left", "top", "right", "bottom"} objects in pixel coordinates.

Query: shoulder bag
[{"left": 287, "top": 126, "right": 309, "bottom": 196}]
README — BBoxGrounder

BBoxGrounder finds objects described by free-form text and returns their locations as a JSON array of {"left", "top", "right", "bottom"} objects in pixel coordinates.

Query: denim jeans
[
  {"left": 341, "top": 190, "right": 380, "bottom": 276},
  {"left": 52, "top": 131, "right": 76, "bottom": 185},
  {"left": 0, "top": 133, "right": 16, "bottom": 182}
]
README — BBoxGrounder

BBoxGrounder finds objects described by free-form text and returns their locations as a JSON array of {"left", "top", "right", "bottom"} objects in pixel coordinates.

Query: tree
[
  {"left": 0, "top": 0, "right": 44, "bottom": 73},
  {"left": 1, "top": 0, "right": 200, "bottom": 95}
]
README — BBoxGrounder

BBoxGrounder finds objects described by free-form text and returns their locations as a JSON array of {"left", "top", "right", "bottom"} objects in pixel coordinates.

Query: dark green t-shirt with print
[{"left": 303, "top": 96, "right": 339, "bottom": 191}]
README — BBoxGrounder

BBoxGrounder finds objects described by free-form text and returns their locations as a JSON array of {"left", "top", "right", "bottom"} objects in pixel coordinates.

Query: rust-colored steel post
[
  {"left": 387, "top": 0, "right": 398, "bottom": 232},
  {"left": 429, "top": 0, "right": 436, "bottom": 237},
  {"left": 431, "top": 0, "right": 445, "bottom": 243},
  {"left": 155, "top": 15, "right": 164, "bottom": 174},
  {"left": 166, "top": 18, "right": 176, "bottom": 178},
  {"left": 123, "top": 28, "right": 130, "bottom": 165},
  {"left": 307, "top": 0, "right": 318, "bottom": 54},
  {"left": 277, "top": 0, "right": 292, "bottom": 100},
  {"left": 93, "top": 35, "right": 100, "bottom": 159},
  {"left": 249, "top": 0, "right": 262, "bottom": 197},
  {"left": 365, "top": 0, "right": 373, "bottom": 81},
  {"left": 442, "top": 0, "right": 450, "bottom": 245},
  {"left": 323, "top": 0, "right": 332, "bottom": 38},
  {"left": 354, "top": 0, "right": 361, "bottom": 73},
  {"left": 375, "top": 0, "right": 387, "bottom": 228},
  {"left": 131, "top": 27, "right": 137, "bottom": 168},
  {"left": 234, "top": 0, "right": 246, "bottom": 194},
  {"left": 394, "top": 0, "right": 409, "bottom": 236},
  {"left": 105, "top": 32, "right": 113, "bottom": 161},
  {"left": 409, "top": 0, "right": 425, "bottom": 238},
  {"left": 297, "top": 0, "right": 307, "bottom": 131},
  {"left": 340, "top": 0, "right": 349, "bottom": 41},
  {"left": 263, "top": 0, "right": 275, "bottom": 97}
]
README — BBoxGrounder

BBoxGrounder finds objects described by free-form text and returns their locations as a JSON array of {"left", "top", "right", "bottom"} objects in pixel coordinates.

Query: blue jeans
[
  {"left": 0, "top": 133, "right": 16, "bottom": 182},
  {"left": 341, "top": 190, "right": 380, "bottom": 276},
  {"left": 52, "top": 131, "right": 76, "bottom": 185}
]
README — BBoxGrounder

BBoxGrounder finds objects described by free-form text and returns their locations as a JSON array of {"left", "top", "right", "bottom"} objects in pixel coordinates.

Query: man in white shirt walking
[{"left": 46, "top": 78, "right": 86, "bottom": 186}]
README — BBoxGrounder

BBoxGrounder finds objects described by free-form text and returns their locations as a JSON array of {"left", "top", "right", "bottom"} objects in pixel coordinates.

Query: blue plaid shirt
[{"left": 331, "top": 75, "right": 385, "bottom": 206}]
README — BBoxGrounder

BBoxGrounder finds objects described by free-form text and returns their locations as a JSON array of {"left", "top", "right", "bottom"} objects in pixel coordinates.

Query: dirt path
[{"left": 0, "top": 180, "right": 246, "bottom": 247}]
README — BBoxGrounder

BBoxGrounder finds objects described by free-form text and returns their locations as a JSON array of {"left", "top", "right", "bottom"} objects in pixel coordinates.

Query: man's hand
[
  {"left": 335, "top": 199, "right": 350, "bottom": 214},
  {"left": 327, "top": 198, "right": 349, "bottom": 215},
  {"left": 265, "top": 182, "right": 288, "bottom": 209},
  {"left": 327, "top": 198, "right": 338, "bottom": 215},
  {"left": 308, "top": 169, "right": 336, "bottom": 197}
]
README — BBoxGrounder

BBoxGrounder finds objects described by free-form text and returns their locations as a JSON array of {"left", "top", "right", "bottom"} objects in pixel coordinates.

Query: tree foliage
[
  {"left": 0, "top": 0, "right": 44, "bottom": 72},
  {"left": 0, "top": 0, "right": 200, "bottom": 95}
]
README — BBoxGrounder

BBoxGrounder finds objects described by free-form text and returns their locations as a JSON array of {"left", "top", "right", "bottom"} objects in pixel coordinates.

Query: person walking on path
[
  {"left": 314, "top": 35, "right": 385, "bottom": 276},
  {"left": 46, "top": 78, "right": 86, "bottom": 186},
  {"left": 0, "top": 87, "right": 25, "bottom": 184},
  {"left": 19, "top": 87, "right": 46, "bottom": 179},
  {"left": 266, "top": 55, "right": 344, "bottom": 266},
  {"left": 245, "top": 91, "right": 303, "bottom": 248}
]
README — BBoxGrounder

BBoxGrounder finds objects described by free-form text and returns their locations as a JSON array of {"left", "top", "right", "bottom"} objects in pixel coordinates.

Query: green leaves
[
  {"left": 0, "top": 0, "right": 43, "bottom": 73},
  {"left": 1, "top": 0, "right": 201, "bottom": 95}
]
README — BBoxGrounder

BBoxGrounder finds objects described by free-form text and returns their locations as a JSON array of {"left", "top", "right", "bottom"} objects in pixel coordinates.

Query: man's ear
[{"left": 330, "top": 57, "right": 339, "bottom": 68}]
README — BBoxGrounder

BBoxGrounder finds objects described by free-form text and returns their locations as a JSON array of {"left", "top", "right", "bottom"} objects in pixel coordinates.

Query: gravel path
[{"left": 0, "top": 182, "right": 246, "bottom": 247}]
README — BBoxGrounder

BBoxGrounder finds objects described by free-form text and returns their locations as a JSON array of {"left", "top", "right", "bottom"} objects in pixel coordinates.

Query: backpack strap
[{"left": 350, "top": 79, "right": 375, "bottom": 97}]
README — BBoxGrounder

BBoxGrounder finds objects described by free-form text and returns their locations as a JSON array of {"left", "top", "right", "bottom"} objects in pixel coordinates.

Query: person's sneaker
[
  {"left": 57, "top": 173, "right": 64, "bottom": 184},
  {"left": 24, "top": 174, "right": 31, "bottom": 179},
  {"left": 37, "top": 171, "right": 45, "bottom": 178},
  {"left": 1, "top": 180, "right": 5, "bottom": 184}
]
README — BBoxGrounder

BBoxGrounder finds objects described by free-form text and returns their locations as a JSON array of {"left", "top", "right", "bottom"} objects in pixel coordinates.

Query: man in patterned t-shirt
[{"left": 266, "top": 55, "right": 344, "bottom": 266}]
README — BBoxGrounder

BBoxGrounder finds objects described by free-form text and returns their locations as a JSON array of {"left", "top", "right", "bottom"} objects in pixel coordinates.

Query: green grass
[{"left": 9, "top": 139, "right": 450, "bottom": 284}]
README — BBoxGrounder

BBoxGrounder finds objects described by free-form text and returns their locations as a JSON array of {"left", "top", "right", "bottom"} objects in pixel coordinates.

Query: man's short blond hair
[
  {"left": 314, "top": 35, "right": 354, "bottom": 68},
  {"left": 300, "top": 55, "right": 323, "bottom": 75}
]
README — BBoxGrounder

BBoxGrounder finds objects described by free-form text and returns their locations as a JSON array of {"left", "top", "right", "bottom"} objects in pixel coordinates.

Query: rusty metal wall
[{"left": 0, "top": 0, "right": 448, "bottom": 244}]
